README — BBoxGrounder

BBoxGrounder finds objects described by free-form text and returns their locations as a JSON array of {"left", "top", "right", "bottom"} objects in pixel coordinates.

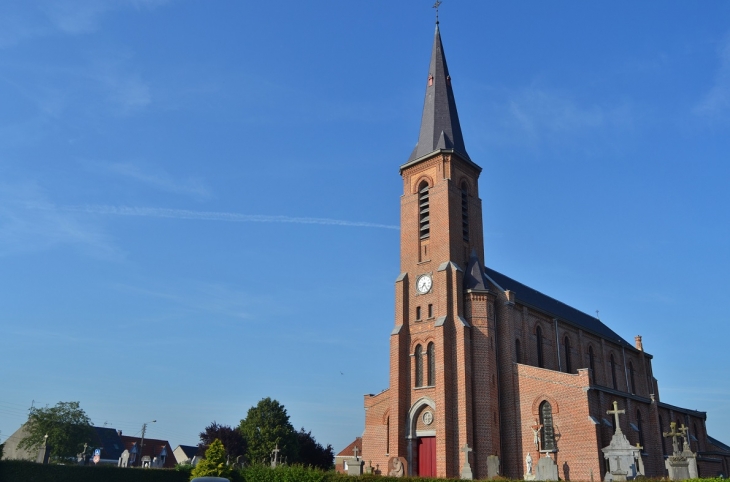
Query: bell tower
[{"left": 380, "top": 22, "right": 500, "bottom": 479}]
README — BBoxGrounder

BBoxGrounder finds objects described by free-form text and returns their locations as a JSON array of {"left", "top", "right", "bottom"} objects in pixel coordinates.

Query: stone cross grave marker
[
  {"left": 678, "top": 424, "right": 690, "bottom": 452},
  {"left": 607, "top": 401, "right": 626, "bottom": 434},
  {"left": 353, "top": 446, "right": 359, "bottom": 460},
  {"left": 663, "top": 422, "right": 682, "bottom": 456},
  {"left": 461, "top": 444, "right": 474, "bottom": 480}
]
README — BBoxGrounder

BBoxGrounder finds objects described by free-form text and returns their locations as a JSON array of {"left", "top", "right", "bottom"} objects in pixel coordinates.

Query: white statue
[{"left": 526, "top": 453, "right": 533, "bottom": 475}]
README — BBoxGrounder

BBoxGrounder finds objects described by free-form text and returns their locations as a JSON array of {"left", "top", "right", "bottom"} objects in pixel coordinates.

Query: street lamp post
[{"left": 139, "top": 420, "right": 156, "bottom": 467}]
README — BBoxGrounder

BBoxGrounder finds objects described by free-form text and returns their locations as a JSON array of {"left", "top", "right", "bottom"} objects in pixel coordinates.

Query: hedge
[
  {"left": 1, "top": 461, "right": 726, "bottom": 482},
  {"left": 0, "top": 460, "right": 189, "bottom": 482}
]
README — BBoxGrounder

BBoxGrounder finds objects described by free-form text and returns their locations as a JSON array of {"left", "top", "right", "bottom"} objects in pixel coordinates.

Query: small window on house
[
  {"left": 589, "top": 346, "right": 596, "bottom": 384},
  {"left": 536, "top": 326, "right": 544, "bottom": 368},
  {"left": 428, "top": 304, "right": 433, "bottom": 318},
  {"left": 418, "top": 181, "right": 430, "bottom": 239},
  {"left": 416, "top": 306, "right": 422, "bottom": 320},
  {"left": 564, "top": 336, "right": 572, "bottom": 373},
  {"left": 461, "top": 182, "right": 469, "bottom": 241},
  {"left": 629, "top": 362, "right": 636, "bottom": 394},
  {"left": 415, "top": 345, "right": 423, "bottom": 387},
  {"left": 610, "top": 354, "right": 618, "bottom": 390},
  {"left": 427, "top": 342, "right": 435, "bottom": 386},
  {"left": 539, "top": 401, "right": 556, "bottom": 451},
  {"left": 515, "top": 339, "right": 522, "bottom": 363}
]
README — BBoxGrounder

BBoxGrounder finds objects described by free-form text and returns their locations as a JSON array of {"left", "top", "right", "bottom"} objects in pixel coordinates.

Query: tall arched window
[
  {"left": 610, "top": 354, "right": 618, "bottom": 390},
  {"left": 418, "top": 181, "right": 430, "bottom": 239},
  {"left": 539, "top": 401, "right": 556, "bottom": 451},
  {"left": 564, "top": 336, "right": 572, "bottom": 373},
  {"left": 659, "top": 415, "right": 667, "bottom": 455},
  {"left": 629, "top": 362, "right": 636, "bottom": 394},
  {"left": 427, "top": 342, "right": 435, "bottom": 386},
  {"left": 693, "top": 423, "right": 699, "bottom": 451},
  {"left": 461, "top": 182, "right": 469, "bottom": 241},
  {"left": 536, "top": 326, "right": 544, "bottom": 368},
  {"left": 637, "top": 410, "right": 645, "bottom": 448},
  {"left": 589, "top": 346, "right": 596, "bottom": 384},
  {"left": 515, "top": 339, "right": 522, "bottom": 363},
  {"left": 415, "top": 345, "right": 423, "bottom": 387}
]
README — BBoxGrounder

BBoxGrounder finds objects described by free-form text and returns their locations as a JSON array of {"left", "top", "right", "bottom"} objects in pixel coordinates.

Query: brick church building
[{"left": 355, "top": 21, "right": 730, "bottom": 480}]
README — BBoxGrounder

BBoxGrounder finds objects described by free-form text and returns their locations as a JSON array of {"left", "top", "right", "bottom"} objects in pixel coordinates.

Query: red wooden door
[{"left": 418, "top": 437, "right": 436, "bottom": 477}]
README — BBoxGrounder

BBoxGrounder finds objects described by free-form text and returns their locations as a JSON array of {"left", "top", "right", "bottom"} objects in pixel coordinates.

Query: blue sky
[{"left": 1, "top": 0, "right": 729, "bottom": 454}]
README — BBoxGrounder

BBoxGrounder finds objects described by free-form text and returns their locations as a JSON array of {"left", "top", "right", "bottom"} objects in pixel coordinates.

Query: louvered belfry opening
[
  {"left": 418, "top": 182, "right": 430, "bottom": 239},
  {"left": 461, "top": 182, "right": 469, "bottom": 241}
]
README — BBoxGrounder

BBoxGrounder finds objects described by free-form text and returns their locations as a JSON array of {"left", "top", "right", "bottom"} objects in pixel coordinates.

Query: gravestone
[
  {"left": 461, "top": 444, "right": 473, "bottom": 480},
  {"left": 679, "top": 425, "right": 698, "bottom": 479},
  {"left": 536, "top": 454, "right": 559, "bottom": 481},
  {"left": 663, "top": 422, "right": 691, "bottom": 481},
  {"left": 524, "top": 452, "right": 536, "bottom": 481},
  {"left": 346, "top": 458, "right": 364, "bottom": 476},
  {"left": 387, "top": 456, "right": 407, "bottom": 477},
  {"left": 487, "top": 454, "right": 500, "bottom": 479},
  {"left": 36, "top": 443, "right": 51, "bottom": 464},
  {"left": 602, "top": 401, "right": 643, "bottom": 481},
  {"left": 119, "top": 449, "right": 130, "bottom": 467},
  {"left": 271, "top": 444, "right": 281, "bottom": 468}
]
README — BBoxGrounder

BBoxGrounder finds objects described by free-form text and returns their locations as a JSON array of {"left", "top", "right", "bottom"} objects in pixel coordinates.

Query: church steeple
[{"left": 407, "top": 23, "right": 470, "bottom": 163}]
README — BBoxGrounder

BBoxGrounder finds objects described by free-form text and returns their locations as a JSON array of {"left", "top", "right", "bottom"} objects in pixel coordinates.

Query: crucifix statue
[
  {"left": 353, "top": 445, "right": 360, "bottom": 460},
  {"left": 678, "top": 424, "right": 690, "bottom": 452},
  {"left": 530, "top": 419, "right": 543, "bottom": 451},
  {"left": 663, "top": 421, "right": 681, "bottom": 456},
  {"left": 606, "top": 401, "right": 625, "bottom": 435},
  {"left": 271, "top": 444, "right": 280, "bottom": 467}
]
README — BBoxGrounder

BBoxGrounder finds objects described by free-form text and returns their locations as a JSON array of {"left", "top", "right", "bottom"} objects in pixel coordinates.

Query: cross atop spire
[
  {"left": 405, "top": 21, "right": 471, "bottom": 165},
  {"left": 433, "top": 1, "right": 442, "bottom": 24}
]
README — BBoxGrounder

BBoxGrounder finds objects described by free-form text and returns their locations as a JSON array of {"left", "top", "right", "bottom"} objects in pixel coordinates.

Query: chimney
[
  {"left": 635, "top": 335, "right": 643, "bottom": 351},
  {"left": 117, "top": 430, "right": 122, "bottom": 436}
]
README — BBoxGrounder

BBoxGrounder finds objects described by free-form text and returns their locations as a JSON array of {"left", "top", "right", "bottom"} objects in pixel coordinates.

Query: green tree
[
  {"left": 190, "top": 439, "right": 232, "bottom": 480},
  {"left": 239, "top": 397, "right": 298, "bottom": 465},
  {"left": 17, "top": 401, "right": 94, "bottom": 460},
  {"left": 295, "top": 427, "right": 334, "bottom": 470}
]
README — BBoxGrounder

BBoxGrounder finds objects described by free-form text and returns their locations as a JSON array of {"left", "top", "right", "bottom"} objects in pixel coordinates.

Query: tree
[
  {"left": 239, "top": 397, "right": 298, "bottom": 465},
  {"left": 190, "top": 439, "right": 232, "bottom": 480},
  {"left": 295, "top": 427, "right": 334, "bottom": 470},
  {"left": 18, "top": 401, "right": 94, "bottom": 460},
  {"left": 198, "top": 421, "right": 246, "bottom": 461}
]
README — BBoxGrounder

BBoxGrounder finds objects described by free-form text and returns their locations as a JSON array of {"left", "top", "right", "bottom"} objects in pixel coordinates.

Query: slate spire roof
[{"left": 408, "top": 23, "right": 470, "bottom": 163}]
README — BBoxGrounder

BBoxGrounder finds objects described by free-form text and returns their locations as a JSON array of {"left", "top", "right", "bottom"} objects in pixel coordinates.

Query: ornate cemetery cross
[
  {"left": 663, "top": 422, "right": 682, "bottom": 456},
  {"left": 353, "top": 445, "right": 360, "bottom": 460},
  {"left": 271, "top": 444, "right": 280, "bottom": 467},
  {"left": 678, "top": 424, "right": 690, "bottom": 451},
  {"left": 607, "top": 400, "right": 626, "bottom": 434}
]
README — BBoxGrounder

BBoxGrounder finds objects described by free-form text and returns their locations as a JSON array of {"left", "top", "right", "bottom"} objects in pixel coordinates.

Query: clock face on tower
[{"left": 416, "top": 274, "right": 432, "bottom": 294}]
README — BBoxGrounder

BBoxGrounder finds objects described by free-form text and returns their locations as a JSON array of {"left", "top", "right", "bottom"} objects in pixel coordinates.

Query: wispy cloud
[
  {"left": 58, "top": 204, "right": 400, "bottom": 230},
  {"left": 0, "top": 183, "right": 119, "bottom": 258},
  {"left": 81, "top": 160, "right": 209, "bottom": 198},
  {"left": 694, "top": 33, "right": 730, "bottom": 119},
  {"left": 0, "top": 0, "right": 170, "bottom": 48}
]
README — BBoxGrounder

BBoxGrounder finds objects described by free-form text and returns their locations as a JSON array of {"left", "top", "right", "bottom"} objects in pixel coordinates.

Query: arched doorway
[{"left": 406, "top": 397, "right": 436, "bottom": 477}]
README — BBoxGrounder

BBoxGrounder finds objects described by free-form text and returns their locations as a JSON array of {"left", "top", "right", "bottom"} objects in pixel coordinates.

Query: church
[{"left": 351, "top": 20, "right": 730, "bottom": 480}]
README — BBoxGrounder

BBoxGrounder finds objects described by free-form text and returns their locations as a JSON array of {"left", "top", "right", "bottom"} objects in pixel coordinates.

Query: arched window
[
  {"left": 589, "top": 346, "right": 596, "bottom": 384},
  {"left": 539, "top": 401, "right": 556, "bottom": 451},
  {"left": 418, "top": 181, "right": 430, "bottom": 239},
  {"left": 660, "top": 415, "right": 667, "bottom": 455},
  {"left": 629, "top": 362, "right": 636, "bottom": 394},
  {"left": 610, "top": 354, "right": 618, "bottom": 390},
  {"left": 515, "top": 339, "right": 522, "bottom": 363},
  {"left": 536, "top": 326, "right": 544, "bottom": 368},
  {"left": 461, "top": 182, "right": 469, "bottom": 241},
  {"left": 386, "top": 416, "right": 390, "bottom": 454},
  {"left": 564, "top": 336, "right": 572, "bottom": 373},
  {"left": 693, "top": 423, "right": 699, "bottom": 451},
  {"left": 415, "top": 345, "right": 423, "bottom": 387},
  {"left": 427, "top": 342, "right": 435, "bottom": 386},
  {"left": 637, "top": 410, "right": 645, "bottom": 449}
]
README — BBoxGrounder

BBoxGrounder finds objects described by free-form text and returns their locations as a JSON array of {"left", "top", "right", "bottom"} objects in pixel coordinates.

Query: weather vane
[{"left": 433, "top": 1, "right": 442, "bottom": 24}]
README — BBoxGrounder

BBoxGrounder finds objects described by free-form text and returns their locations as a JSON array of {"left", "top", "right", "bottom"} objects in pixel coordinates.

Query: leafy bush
[{"left": 190, "top": 439, "right": 233, "bottom": 480}]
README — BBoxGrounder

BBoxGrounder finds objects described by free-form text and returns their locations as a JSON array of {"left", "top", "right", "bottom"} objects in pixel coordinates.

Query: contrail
[{"left": 60, "top": 205, "right": 400, "bottom": 230}]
